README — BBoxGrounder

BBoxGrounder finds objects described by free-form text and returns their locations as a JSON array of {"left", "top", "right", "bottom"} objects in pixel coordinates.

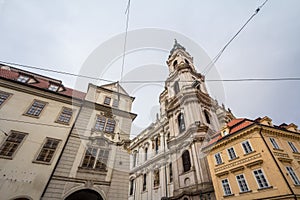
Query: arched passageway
[{"left": 65, "top": 189, "right": 103, "bottom": 200}]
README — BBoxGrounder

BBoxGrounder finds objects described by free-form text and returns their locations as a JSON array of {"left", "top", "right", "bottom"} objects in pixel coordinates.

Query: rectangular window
[
  {"left": 242, "top": 140, "right": 253, "bottom": 154},
  {"left": 130, "top": 179, "right": 134, "bottom": 195},
  {"left": 253, "top": 169, "right": 269, "bottom": 189},
  {"left": 221, "top": 179, "right": 232, "bottom": 196},
  {"left": 286, "top": 166, "right": 300, "bottom": 185},
  {"left": 0, "top": 92, "right": 10, "bottom": 106},
  {"left": 95, "top": 149, "right": 109, "bottom": 170},
  {"left": 36, "top": 138, "right": 60, "bottom": 163},
  {"left": 143, "top": 174, "right": 147, "bottom": 191},
  {"left": 0, "top": 131, "right": 26, "bottom": 158},
  {"left": 153, "top": 169, "right": 160, "bottom": 187},
  {"left": 132, "top": 152, "right": 137, "bottom": 167},
  {"left": 17, "top": 75, "right": 29, "bottom": 83},
  {"left": 26, "top": 100, "right": 46, "bottom": 117},
  {"left": 81, "top": 147, "right": 109, "bottom": 170},
  {"left": 94, "top": 115, "right": 116, "bottom": 133},
  {"left": 236, "top": 174, "right": 249, "bottom": 192},
  {"left": 270, "top": 137, "right": 280, "bottom": 149},
  {"left": 288, "top": 141, "right": 298, "bottom": 153},
  {"left": 95, "top": 115, "right": 106, "bottom": 131},
  {"left": 105, "top": 118, "right": 115, "bottom": 133},
  {"left": 112, "top": 99, "right": 119, "bottom": 108},
  {"left": 104, "top": 97, "right": 111, "bottom": 105},
  {"left": 56, "top": 107, "right": 73, "bottom": 124},
  {"left": 227, "top": 147, "right": 237, "bottom": 160},
  {"left": 215, "top": 152, "right": 223, "bottom": 165}
]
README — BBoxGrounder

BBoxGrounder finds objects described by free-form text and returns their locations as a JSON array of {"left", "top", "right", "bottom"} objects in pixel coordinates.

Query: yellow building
[{"left": 203, "top": 117, "right": 300, "bottom": 200}]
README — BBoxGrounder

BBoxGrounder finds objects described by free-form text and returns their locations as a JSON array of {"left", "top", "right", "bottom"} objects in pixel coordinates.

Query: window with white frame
[
  {"left": 242, "top": 140, "right": 253, "bottom": 154},
  {"left": 35, "top": 138, "right": 60, "bottom": 163},
  {"left": 80, "top": 139, "right": 109, "bottom": 171},
  {"left": 48, "top": 84, "right": 59, "bottom": 92},
  {"left": 227, "top": 147, "right": 237, "bottom": 160},
  {"left": 214, "top": 152, "right": 223, "bottom": 165},
  {"left": 286, "top": 166, "right": 300, "bottom": 185},
  {"left": 0, "top": 131, "right": 27, "bottom": 158},
  {"left": 221, "top": 179, "right": 232, "bottom": 196},
  {"left": 0, "top": 91, "right": 10, "bottom": 106},
  {"left": 269, "top": 137, "right": 280, "bottom": 149},
  {"left": 94, "top": 115, "right": 116, "bottom": 133},
  {"left": 288, "top": 141, "right": 298, "bottom": 153},
  {"left": 17, "top": 75, "right": 29, "bottom": 83},
  {"left": 56, "top": 107, "right": 73, "bottom": 124},
  {"left": 236, "top": 174, "right": 249, "bottom": 192},
  {"left": 253, "top": 169, "right": 269, "bottom": 189},
  {"left": 26, "top": 100, "right": 46, "bottom": 117}
]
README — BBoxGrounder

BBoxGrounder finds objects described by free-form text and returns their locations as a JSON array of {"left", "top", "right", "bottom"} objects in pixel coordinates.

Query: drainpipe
[{"left": 258, "top": 126, "right": 296, "bottom": 199}]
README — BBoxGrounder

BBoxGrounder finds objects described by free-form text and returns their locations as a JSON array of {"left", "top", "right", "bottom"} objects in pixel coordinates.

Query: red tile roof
[
  {"left": 203, "top": 118, "right": 254, "bottom": 149},
  {"left": 0, "top": 65, "right": 85, "bottom": 100}
]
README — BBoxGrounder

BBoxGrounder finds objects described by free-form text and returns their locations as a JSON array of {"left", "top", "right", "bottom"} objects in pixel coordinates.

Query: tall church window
[
  {"left": 132, "top": 151, "right": 137, "bottom": 167},
  {"left": 174, "top": 81, "right": 180, "bottom": 95},
  {"left": 204, "top": 110, "right": 211, "bottom": 124},
  {"left": 182, "top": 150, "right": 191, "bottom": 172},
  {"left": 178, "top": 113, "right": 186, "bottom": 133},
  {"left": 145, "top": 147, "right": 148, "bottom": 161},
  {"left": 169, "top": 163, "right": 173, "bottom": 182},
  {"left": 129, "top": 179, "right": 134, "bottom": 195},
  {"left": 143, "top": 174, "right": 147, "bottom": 191}
]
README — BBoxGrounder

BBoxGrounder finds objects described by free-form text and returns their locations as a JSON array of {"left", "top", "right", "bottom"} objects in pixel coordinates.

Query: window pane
[
  {"left": 0, "top": 92, "right": 10, "bottom": 106},
  {"left": 105, "top": 118, "right": 115, "bottom": 133},
  {"left": 36, "top": 138, "right": 59, "bottom": 163},
  {"left": 26, "top": 100, "right": 46, "bottom": 116},
  {"left": 95, "top": 116, "right": 106, "bottom": 131},
  {"left": 0, "top": 132, "right": 26, "bottom": 157}
]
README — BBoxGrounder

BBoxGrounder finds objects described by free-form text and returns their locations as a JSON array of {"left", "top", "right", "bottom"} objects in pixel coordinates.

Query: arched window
[
  {"left": 184, "top": 59, "right": 189, "bottom": 65},
  {"left": 178, "top": 113, "right": 186, "bottom": 133},
  {"left": 173, "top": 60, "right": 178, "bottom": 67},
  {"left": 204, "top": 110, "right": 211, "bottom": 124},
  {"left": 145, "top": 147, "right": 148, "bottom": 161},
  {"left": 182, "top": 150, "right": 191, "bottom": 172},
  {"left": 174, "top": 81, "right": 180, "bottom": 95},
  {"left": 65, "top": 189, "right": 103, "bottom": 200}
]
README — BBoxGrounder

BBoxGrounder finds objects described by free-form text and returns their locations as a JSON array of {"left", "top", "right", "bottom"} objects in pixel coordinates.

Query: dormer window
[
  {"left": 17, "top": 75, "right": 29, "bottom": 83},
  {"left": 48, "top": 84, "right": 59, "bottom": 92}
]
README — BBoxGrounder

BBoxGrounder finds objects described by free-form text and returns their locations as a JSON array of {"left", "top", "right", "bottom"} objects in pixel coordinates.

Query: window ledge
[
  {"left": 55, "top": 120, "right": 70, "bottom": 126},
  {"left": 239, "top": 190, "right": 252, "bottom": 194},
  {"left": 244, "top": 150, "right": 256, "bottom": 156},
  {"left": 32, "top": 160, "right": 51, "bottom": 165},
  {"left": 0, "top": 155, "right": 13, "bottom": 160},
  {"left": 294, "top": 184, "right": 300, "bottom": 187},
  {"left": 258, "top": 186, "right": 273, "bottom": 191},
  {"left": 215, "top": 162, "right": 225, "bottom": 166},
  {"left": 77, "top": 167, "right": 107, "bottom": 174},
  {"left": 273, "top": 148, "right": 284, "bottom": 152},
  {"left": 153, "top": 185, "right": 160, "bottom": 190},
  {"left": 229, "top": 157, "right": 239, "bottom": 162},
  {"left": 292, "top": 152, "right": 300, "bottom": 155},
  {"left": 223, "top": 194, "right": 234, "bottom": 198},
  {"left": 23, "top": 113, "right": 41, "bottom": 118}
]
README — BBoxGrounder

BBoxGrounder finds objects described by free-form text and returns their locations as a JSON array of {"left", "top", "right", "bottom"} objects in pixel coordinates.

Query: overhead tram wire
[
  {"left": 117, "top": 0, "right": 131, "bottom": 99},
  {"left": 202, "top": 0, "right": 270, "bottom": 76}
]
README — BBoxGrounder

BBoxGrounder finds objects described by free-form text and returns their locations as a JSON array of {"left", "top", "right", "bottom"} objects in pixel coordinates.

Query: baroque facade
[
  {"left": 41, "top": 82, "right": 136, "bottom": 200},
  {"left": 204, "top": 117, "right": 300, "bottom": 199},
  {"left": 129, "top": 41, "right": 234, "bottom": 200}
]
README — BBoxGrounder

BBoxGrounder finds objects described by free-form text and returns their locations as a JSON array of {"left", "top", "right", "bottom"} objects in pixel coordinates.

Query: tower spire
[{"left": 170, "top": 39, "right": 186, "bottom": 55}]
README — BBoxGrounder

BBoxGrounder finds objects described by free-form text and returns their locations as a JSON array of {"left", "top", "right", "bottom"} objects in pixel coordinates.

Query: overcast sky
[{"left": 1, "top": 0, "right": 300, "bottom": 137}]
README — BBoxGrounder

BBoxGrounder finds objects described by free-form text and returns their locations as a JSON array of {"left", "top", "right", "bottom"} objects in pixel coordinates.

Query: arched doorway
[{"left": 65, "top": 189, "right": 104, "bottom": 200}]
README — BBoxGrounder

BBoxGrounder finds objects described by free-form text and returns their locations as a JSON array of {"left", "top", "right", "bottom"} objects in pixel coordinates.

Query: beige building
[
  {"left": 204, "top": 117, "right": 300, "bottom": 199},
  {"left": 42, "top": 82, "right": 137, "bottom": 200},
  {"left": 0, "top": 64, "right": 84, "bottom": 200},
  {"left": 129, "top": 41, "right": 234, "bottom": 200}
]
